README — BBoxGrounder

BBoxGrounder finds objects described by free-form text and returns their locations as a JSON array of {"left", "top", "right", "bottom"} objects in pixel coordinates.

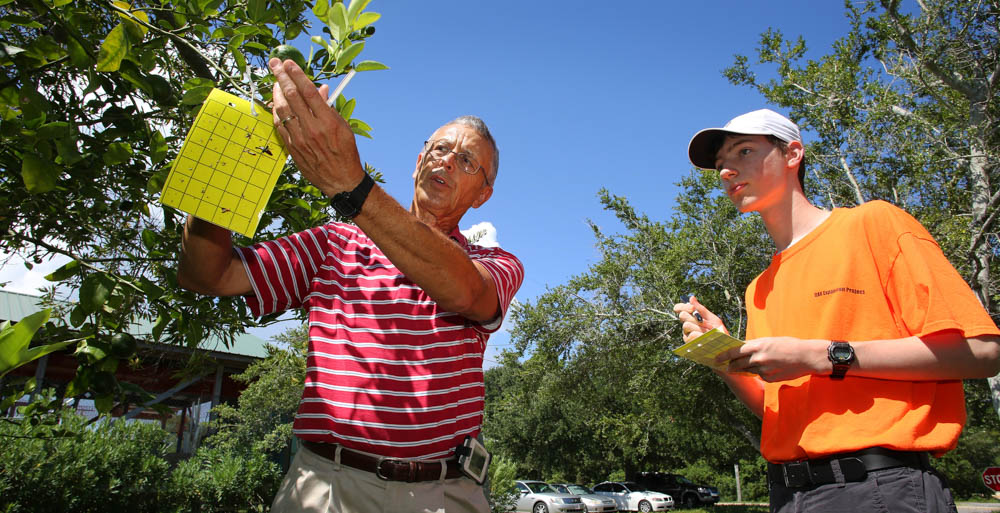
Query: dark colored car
[{"left": 634, "top": 473, "right": 719, "bottom": 508}]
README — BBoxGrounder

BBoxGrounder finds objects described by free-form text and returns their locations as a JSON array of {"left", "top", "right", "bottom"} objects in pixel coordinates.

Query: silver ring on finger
[{"left": 280, "top": 114, "right": 298, "bottom": 126}]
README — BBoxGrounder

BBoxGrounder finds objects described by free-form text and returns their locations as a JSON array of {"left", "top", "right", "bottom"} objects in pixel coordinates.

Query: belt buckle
[
  {"left": 376, "top": 457, "right": 420, "bottom": 482},
  {"left": 782, "top": 461, "right": 812, "bottom": 488},
  {"left": 375, "top": 457, "right": 397, "bottom": 481}
]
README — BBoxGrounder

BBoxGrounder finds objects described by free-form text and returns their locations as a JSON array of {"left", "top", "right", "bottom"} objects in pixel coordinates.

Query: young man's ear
[{"left": 786, "top": 140, "right": 805, "bottom": 170}]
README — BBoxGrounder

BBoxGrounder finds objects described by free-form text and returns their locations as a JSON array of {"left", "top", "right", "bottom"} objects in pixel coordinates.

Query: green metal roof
[{"left": 0, "top": 288, "right": 267, "bottom": 359}]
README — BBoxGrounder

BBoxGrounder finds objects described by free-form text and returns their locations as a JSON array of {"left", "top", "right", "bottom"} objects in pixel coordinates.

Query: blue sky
[
  {"left": 298, "top": 1, "right": 852, "bottom": 365},
  {"left": 0, "top": 1, "right": 853, "bottom": 366}
]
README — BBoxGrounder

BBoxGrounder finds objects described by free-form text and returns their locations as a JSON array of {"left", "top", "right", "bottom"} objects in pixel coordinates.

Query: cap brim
[{"left": 687, "top": 128, "right": 729, "bottom": 169}]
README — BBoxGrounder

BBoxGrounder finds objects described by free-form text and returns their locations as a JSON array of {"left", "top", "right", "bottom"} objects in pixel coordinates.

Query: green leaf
[
  {"left": 347, "top": 0, "right": 372, "bottom": 25},
  {"left": 65, "top": 36, "right": 93, "bottom": 68},
  {"left": 45, "top": 259, "right": 80, "bottom": 281},
  {"left": 147, "top": 166, "right": 169, "bottom": 194},
  {"left": 140, "top": 228, "right": 157, "bottom": 250},
  {"left": 312, "top": 0, "right": 330, "bottom": 20},
  {"left": 21, "top": 154, "right": 59, "bottom": 194},
  {"left": 183, "top": 77, "right": 215, "bottom": 90},
  {"left": 80, "top": 274, "right": 112, "bottom": 313},
  {"left": 328, "top": 2, "right": 349, "bottom": 41},
  {"left": 181, "top": 86, "right": 212, "bottom": 106},
  {"left": 103, "top": 141, "right": 133, "bottom": 166},
  {"left": 339, "top": 98, "right": 355, "bottom": 119},
  {"left": 36, "top": 121, "right": 71, "bottom": 139},
  {"left": 138, "top": 277, "right": 164, "bottom": 300},
  {"left": 0, "top": 310, "right": 56, "bottom": 378},
  {"left": 247, "top": 0, "right": 266, "bottom": 22},
  {"left": 94, "top": 394, "right": 114, "bottom": 414},
  {"left": 151, "top": 314, "right": 168, "bottom": 341},
  {"left": 96, "top": 23, "right": 129, "bottom": 72},
  {"left": 149, "top": 130, "right": 167, "bottom": 164},
  {"left": 335, "top": 41, "right": 363, "bottom": 72},
  {"left": 354, "top": 11, "right": 380, "bottom": 29},
  {"left": 69, "top": 304, "right": 87, "bottom": 328},
  {"left": 349, "top": 118, "right": 372, "bottom": 138},
  {"left": 354, "top": 60, "right": 389, "bottom": 72},
  {"left": 228, "top": 35, "right": 247, "bottom": 73}
]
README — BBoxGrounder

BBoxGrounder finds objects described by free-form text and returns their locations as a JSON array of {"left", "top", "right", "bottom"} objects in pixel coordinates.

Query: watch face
[{"left": 831, "top": 344, "right": 853, "bottom": 362}]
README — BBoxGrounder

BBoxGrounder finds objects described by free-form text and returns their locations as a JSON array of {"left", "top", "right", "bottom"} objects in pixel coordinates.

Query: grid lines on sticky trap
[
  {"left": 673, "top": 330, "right": 743, "bottom": 367},
  {"left": 160, "top": 89, "right": 286, "bottom": 238}
]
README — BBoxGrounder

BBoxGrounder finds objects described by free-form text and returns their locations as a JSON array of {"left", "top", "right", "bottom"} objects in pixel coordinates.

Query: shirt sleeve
[
  {"left": 468, "top": 246, "right": 525, "bottom": 333},
  {"left": 881, "top": 212, "right": 1000, "bottom": 339},
  {"left": 235, "top": 225, "right": 331, "bottom": 317}
]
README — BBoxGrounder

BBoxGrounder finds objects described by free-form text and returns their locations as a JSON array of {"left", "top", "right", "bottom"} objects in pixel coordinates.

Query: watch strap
[
  {"left": 827, "top": 340, "right": 855, "bottom": 380},
  {"left": 331, "top": 172, "right": 375, "bottom": 219}
]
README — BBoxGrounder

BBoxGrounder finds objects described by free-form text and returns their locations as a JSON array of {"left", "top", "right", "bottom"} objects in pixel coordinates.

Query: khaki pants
[{"left": 270, "top": 443, "right": 490, "bottom": 513}]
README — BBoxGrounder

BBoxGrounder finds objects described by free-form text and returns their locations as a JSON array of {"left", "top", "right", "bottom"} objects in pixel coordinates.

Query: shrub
[
  {"left": 937, "top": 426, "right": 1000, "bottom": 499},
  {"left": 166, "top": 446, "right": 283, "bottom": 512},
  {"left": 0, "top": 410, "right": 171, "bottom": 513}
]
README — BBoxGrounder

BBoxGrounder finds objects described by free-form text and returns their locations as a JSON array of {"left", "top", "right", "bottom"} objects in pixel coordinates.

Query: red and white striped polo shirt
[{"left": 236, "top": 222, "right": 524, "bottom": 460}]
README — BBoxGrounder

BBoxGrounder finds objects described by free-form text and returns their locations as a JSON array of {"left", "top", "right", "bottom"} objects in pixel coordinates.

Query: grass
[{"left": 687, "top": 506, "right": 768, "bottom": 513}]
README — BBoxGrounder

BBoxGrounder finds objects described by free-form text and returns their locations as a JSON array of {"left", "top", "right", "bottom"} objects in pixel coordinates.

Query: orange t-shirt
[{"left": 746, "top": 200, "right": 999, "bottom": 462}]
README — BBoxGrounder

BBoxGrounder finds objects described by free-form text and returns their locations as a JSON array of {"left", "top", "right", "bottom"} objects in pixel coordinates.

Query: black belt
[
  {"left": 303, "top": 441, "right": 464, "bottom": 482},
  {"left": 768, "top": 447, "right": 931, "bottom": 488}
]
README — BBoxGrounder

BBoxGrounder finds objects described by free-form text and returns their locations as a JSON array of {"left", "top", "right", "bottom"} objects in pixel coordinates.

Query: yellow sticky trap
[
  {"left": 673, "top": 329, "right": 745, "bottom": 369},
  {"left": 160, "top": 89, "right": 287, "bottom": 237}
]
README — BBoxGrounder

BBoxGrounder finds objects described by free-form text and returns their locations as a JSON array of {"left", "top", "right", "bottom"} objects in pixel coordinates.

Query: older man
[
  {"left": 674, "top": 109, "right": 1000, "bottom": 513},
  {"left": 178, "top": 58, "right": 523, "bottom": 513}
]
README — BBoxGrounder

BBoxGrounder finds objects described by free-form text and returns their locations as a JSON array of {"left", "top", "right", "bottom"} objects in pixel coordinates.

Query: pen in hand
[{"left": 680, "top": 294, "right": 704, "bottom": 323}]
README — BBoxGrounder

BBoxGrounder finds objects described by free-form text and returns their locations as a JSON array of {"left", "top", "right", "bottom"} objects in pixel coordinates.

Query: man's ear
[
  {"left": 786, "top": 140, "right": 804, "bottom": 171},
  {"left": 472, "top": 183, "right": 493, "bottom": 209},
  {"left": 413, "top": 152, "right": 424, "bottom": 179}
]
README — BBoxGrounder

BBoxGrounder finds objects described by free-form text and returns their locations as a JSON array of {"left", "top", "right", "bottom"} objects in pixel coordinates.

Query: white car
[
  {"left": 592, "top": 481, "right": 673, "bottom": 512},
  {"left": 513, "top": 480, "right": 585, "bottom": 513},
  {"left": 550, "top": 483, "right": 619, "bottom": 513}
]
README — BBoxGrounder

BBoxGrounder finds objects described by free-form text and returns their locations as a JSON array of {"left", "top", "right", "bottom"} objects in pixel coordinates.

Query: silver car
[
  {"left": 513, "top": 480, "right": 586, "bottom": 513},
  {"left": 550, "top": 483, "right": 619, "bottom": 513}
]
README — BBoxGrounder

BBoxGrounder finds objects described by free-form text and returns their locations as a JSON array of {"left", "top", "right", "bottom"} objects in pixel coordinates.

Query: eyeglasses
[{"left": 423, "top": 139, "right": 492, "bottom": 186}]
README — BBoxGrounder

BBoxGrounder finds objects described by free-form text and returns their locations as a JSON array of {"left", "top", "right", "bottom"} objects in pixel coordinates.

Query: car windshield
[
  {"left": 527, "top": 482, "right": 556, "bottom": 494},
  {"left": 624, "top": 482, "right": 649, "bottom": 491},
  {"left": 568, "top": 485, "right": 593, "bottom": 495},
  {"left": 550, "top": 484, "right": 568, "bottom": 494},
  {"left": 677, "top": 476, "right": 694, "bottom": 485}
]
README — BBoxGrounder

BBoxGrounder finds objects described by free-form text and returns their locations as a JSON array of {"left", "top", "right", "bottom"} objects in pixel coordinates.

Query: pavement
[
  {"left": 958, "top": 503, "right": 1000, "bottom": 513},
  {"left": 717, "top": 502, "right": 999, "bottom": 512}
]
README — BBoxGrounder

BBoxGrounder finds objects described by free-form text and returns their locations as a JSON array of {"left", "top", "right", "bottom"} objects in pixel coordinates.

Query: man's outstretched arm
[{"left": 177, "top": 216, "right": 252, "bottom": 296}]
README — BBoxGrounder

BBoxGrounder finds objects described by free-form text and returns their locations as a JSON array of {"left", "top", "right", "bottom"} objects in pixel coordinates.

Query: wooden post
[{"left": 735, "top": 463, "right": 742, "bottom": 502}]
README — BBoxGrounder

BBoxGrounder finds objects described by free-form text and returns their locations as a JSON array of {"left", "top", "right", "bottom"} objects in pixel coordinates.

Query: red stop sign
[{"left": 984, "top": 467, "right": 1000, "bottom": 492}]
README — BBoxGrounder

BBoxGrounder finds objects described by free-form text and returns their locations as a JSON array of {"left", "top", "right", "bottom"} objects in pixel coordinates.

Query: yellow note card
[
  {"left": 673, "top": 329, "right": 744, "bottom": 369},
  {"left": 160, "top": 89, "right": 287, "bottom": 237}
]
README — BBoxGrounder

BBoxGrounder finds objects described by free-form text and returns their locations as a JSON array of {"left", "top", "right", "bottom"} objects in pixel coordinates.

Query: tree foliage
[
  {"left": 205, "top": 323, "right": 307, "bottom": 459},
  {"left": 0, "top": 0, "right": 385, "bottom": 419},
  {"left": 485, "top": 179, "right": 771, "bottom": 489},
  {"left": 486, "top": 0, "right": 999, "bottom": 497}
]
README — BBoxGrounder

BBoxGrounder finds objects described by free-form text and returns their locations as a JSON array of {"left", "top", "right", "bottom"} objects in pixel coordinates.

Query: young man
[
  {"left": 178, "top": 58, "right": 524, "bottom": 513},
  {"left": 674, "top": 109, "right": 1000, "bottom": 513}
]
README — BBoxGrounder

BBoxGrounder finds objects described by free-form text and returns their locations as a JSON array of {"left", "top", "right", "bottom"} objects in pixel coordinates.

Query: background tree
[
  {"left": 204, "top": 323, "right": 307, "bottom": 460},
  {"left": 487, "top": 0, "right": 999, "bottom": 498},
  {"left": 0, "top": 0, "right": 385, "bottom": 419}
]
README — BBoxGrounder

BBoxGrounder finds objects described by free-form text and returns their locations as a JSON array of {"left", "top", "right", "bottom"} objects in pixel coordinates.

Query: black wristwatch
[
  {"left": 827, "top": 341, "right": 855, "bottom": 380},
  {"left": 330, "top": 173, "right": 375, "bottom": 219}
]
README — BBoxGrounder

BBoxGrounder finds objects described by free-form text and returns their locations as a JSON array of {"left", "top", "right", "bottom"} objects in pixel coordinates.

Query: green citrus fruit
[
  {"left": 269, "top": 44, "right": 308, "bottom": 71},
  {"left": 109, "top": 332, "right": 137, "bottom": 358}
]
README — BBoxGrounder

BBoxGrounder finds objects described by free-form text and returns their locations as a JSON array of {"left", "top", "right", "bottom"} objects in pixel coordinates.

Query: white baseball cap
[{"left": 688, "top": 109, "right": 802, "bottom": 169}]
